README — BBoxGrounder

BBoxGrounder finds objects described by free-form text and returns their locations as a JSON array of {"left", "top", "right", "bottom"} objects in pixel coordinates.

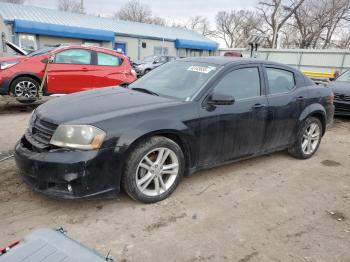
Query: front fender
[{"left": 115, "top": 118, "right": 196, "bottom": 157}]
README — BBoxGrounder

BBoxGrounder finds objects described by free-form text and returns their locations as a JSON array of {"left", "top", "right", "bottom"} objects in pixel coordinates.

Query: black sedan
[
  {"left": 329, "top": 70, "right": 350, "bottom": 115},
  {"left": 15, "top": 57, "right": 334, "bottom": 203}
]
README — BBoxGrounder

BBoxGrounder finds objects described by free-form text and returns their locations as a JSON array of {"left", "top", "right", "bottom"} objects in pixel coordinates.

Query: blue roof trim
[
  {"left": 13, "top": 19, "right": 115, "bottom": 42},
  {"left": 175, "top": 38, "right": 218, "bottom": 51}
]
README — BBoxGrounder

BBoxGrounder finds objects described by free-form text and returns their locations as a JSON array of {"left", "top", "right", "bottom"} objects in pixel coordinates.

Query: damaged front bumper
[{"left": 14, "top": 136, "right": 123, "bottom": 199}]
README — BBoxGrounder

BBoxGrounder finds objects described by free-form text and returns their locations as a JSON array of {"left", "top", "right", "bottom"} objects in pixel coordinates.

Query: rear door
[
  {"left": 47, "top": 48, "right": 94, "bottom": 94},
  {"left": 262, "top": 66, "right": 308, "bottom": 151},
  {"left": 197, "top": 65, "right": 268, "bottom": 165},
  {"left": 91, "top": 51, "right": 126, "bottom": 88}
]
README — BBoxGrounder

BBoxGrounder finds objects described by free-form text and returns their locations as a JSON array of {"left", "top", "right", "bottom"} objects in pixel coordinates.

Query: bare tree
[
  {"left": 288, "top": 0, "right": 350, "bottom": 48},
  {"left": 336, "top": 26, "right": 350, "bottom": 48},
  {"left": 188, "top": 16, "right": 212, "bottom": 36},
  {"left": 57, "top": 0, "right": 85, "bottom": 13},
  {"left": 115, "top": 0, "right": 166, "bottom": 26},
  {"left": 0, "top": 0, "right": 25, "bottom": 3},
  {"left": 214, "top": 10, "right": 262, "bottom": 48},
  {"left": 148, "top": 16, "right": 167, "bottom": 26},
  {"left": 115, "top": 0, "right": 151, "bottom": 23},
  {"left": 320, "top": 0, "right": 350, "bottom": 48},
  {"left": 258, "top": 0, "right": 306, "bottom": 48}
]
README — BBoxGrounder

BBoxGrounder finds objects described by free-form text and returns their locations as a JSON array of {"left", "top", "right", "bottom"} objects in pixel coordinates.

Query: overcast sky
[{"left": 25, "top": 0, "right": 258, "bottom": 24}]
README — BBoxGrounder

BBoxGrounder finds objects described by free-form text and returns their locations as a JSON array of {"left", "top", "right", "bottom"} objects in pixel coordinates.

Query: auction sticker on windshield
[{"left": 187, "top": 65, "right": 216, "bottom": 74}]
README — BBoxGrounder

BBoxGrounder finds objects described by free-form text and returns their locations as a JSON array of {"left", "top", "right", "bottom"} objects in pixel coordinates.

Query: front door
[
  {"left": 47, "top": 48, "right": 94, "bottom": 94},
  {"left": 197, "top": 65, "right": 268, "bottom": 166}
]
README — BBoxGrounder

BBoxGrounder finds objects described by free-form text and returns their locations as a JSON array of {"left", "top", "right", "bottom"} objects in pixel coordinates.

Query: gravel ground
[{"left": 0, "top": 101, "right": 350, "bottom": 262}]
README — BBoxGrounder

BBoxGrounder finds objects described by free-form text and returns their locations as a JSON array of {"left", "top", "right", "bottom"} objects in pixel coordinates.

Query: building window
[
  {"left": 19, "top": 33, "right": 37, "bottom": 51},
  {"left": 84, "top": 41, "right": 101, "bottom": 47},
  {"left": 154, "top": 46, "right": 168, "bottom": 56},
  {"left": 178, "top": 48, "right": 186, "bottom": 58}
]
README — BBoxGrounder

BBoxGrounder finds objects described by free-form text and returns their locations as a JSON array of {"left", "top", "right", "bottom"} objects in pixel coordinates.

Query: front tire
[
  {"left": 122, "top": 136, "right": 185, "bottom": 203},
  {"left": 143, "top": 69, "right": 151, "bottom": 75},
  {"left": 10, "top": 77, "right": 39, "bottom": 103},
  {"left": 288, "top": 117, "right": 323, "bottom": 159}
]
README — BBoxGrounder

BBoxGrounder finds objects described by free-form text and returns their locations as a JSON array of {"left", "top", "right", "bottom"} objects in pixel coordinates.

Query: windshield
[
  {"left": 336, "top": 70, "right": 350, "bottom": 82},
  {"left": 27, "top": 46, "right": 56, "bottom": 57},
  {"left": 129, "top": 61, "right": 220, "bottom": 100}
]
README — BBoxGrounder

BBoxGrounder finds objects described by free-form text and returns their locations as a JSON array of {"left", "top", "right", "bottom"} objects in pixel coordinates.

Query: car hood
[
  {"left": 5, "top": 40, "right": 28, "bottom": 55},
  {"left": 329, "top": 81, "right": 350, "bottom": 94},
  {"left": 0, "top": 55, "right": 27, "bottom": 62},
  {"left": 36, "top": 86, "right": 180, "bottom": 125}
]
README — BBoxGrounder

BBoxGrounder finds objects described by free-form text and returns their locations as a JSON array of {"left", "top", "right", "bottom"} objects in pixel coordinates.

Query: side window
[
  {"left": 159, "top": 56, "right": 167, "bottom": 63},
  {"left": 97, "top": 52, "right": 121, "bottom": 66},
  {"left": 54, "top": 49, "right": 91, "bottom": 64},
  {"left": 213, "top": 67, "right": 261, "bottom": 100},
  {"left": 266, "top": 68, "right": 295, "bottom": 94}
]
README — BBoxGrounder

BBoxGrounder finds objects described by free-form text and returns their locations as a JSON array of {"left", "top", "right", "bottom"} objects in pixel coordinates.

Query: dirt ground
[{"left": 0, "top": 101, "right": 350, "bottom": 262}]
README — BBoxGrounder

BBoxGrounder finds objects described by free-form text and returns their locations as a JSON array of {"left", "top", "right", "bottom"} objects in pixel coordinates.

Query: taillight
[{"left": 130, "top": 69, "right": 137, "bottom": 78}]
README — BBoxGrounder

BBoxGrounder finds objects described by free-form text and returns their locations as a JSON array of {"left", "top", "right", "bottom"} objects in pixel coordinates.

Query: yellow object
[{"left": 303, "top": 69, "right": 335, "bottom": 78}]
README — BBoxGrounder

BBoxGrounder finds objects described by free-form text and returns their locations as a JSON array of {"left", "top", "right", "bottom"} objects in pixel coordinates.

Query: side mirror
[
  {"left": 119, "top": 82, "right": 130, "bottom": 88},
  {"left": 48, "top": 55, "right": 55, "bottom": 63},
  {"left": 208, "top": 93, "right": 235, "bottom": 106}
]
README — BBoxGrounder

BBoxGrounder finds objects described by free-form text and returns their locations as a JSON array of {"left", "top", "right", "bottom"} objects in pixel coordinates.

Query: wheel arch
[
  {"left": 121, "top": 129, "right": 194, "bottom": 176},
  {"left": 9, "top": 73, "right": 42, "bottom": 93},
  {"left": 298, "top": 103, "right": 326, "bottom": 136}
]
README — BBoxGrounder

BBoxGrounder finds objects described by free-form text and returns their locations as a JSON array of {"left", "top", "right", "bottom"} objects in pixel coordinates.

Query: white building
[{"left": 0, "top": 3, "right": 218, "bottom": 60}]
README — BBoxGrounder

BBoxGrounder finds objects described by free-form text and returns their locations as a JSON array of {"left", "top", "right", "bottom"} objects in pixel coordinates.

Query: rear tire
[
  {"left": 10, "top": 77, "right": 39, "bottom": 103},
  {"left": 122, "top": 136, "right": 185, "bottom": 203},
  {"left": 288, "top": 117, "right": 322, "bottom": 159}
]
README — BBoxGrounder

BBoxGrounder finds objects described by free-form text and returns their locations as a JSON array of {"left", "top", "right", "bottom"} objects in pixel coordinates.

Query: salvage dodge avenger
[{"left": 15, "top": 57, "right": 334, "bottom": 203}]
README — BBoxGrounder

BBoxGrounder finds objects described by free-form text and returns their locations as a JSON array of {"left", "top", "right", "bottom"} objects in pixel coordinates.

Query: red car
[{"left": 0, "top": 42, "right": 136, "bottom": 100}]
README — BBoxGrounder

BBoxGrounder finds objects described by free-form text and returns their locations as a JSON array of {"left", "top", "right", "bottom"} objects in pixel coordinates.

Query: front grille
[
  {"left": 334, "top": 93, "right": 350, "bottom": 102},
  {"left": 25, "top": 116, "right": 58, "bottom": 151}
]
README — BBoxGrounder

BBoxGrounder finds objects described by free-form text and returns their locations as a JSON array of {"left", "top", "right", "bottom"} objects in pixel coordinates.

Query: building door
[{"left": 114, "top": 42, "right": 126, "bottom": 54}]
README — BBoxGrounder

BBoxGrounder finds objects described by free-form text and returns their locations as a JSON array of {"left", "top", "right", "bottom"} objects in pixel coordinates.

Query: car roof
[
  {"left": 54, "top": 44, "right": 127, "bottom": 58},
  {"left": 180, "top": 56, "right": 296, "bottom": 70}
]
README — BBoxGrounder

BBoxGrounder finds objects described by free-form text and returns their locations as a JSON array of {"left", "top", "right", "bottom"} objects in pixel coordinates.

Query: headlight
[
  {"left": 28, "top": 109, "right": 36, "bottom": 125},
  {"left": 50, "top": 125, "right": 106, "bottom": 150},
  {"left": 0, "top": 60, "right": 19, "bottom": 70}
]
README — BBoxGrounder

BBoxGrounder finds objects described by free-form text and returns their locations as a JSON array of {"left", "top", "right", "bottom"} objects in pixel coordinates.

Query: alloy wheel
[
  {"left": 14, "top": 81, "right": 37, "bottom": 98},
  {"left": 301, "top": 122, "right": 321, "bottom": 155},
  {"left": 136, "top": 147, "right": 179, "bottom": 197}
]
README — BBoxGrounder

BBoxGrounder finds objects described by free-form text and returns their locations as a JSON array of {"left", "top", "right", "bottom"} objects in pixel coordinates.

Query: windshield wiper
[{"left": 131, "top": 87, "right": 159, "bottom": 96}]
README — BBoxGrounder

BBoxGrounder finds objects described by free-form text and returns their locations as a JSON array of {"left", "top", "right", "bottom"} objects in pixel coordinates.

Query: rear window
[
  {"left": 266, "top": 68, "right": 295, "bottom": 94},
  {"left": 97, "top": 52, "right": 121, "bottom": 66}
]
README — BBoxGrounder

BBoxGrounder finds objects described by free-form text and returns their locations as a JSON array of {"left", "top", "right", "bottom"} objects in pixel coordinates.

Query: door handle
[
  {"left": 252, "top": 103, "right": 266, "bottom": 109},
  {"left": 82, "top": 67, "right": 89, "bottom": 71}
]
